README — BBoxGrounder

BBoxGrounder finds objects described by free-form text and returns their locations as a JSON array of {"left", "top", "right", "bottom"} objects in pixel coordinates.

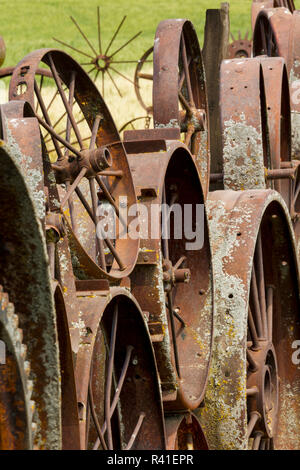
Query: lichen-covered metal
[
  {"left": 153, "top": 19, "right": 210, "bottom": 199},
  {"left": 0, "top": 140, "right": 61, "bottom": 449},
  {"left": 220, "top": 58, "right": 269, "bottom": 191},
  {"left": 198, "top": 189, "right": 300, "bottom": 450}
]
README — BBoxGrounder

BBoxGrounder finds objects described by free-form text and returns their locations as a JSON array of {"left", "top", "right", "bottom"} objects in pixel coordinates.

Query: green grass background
[{"left": 0, "top": 0, "right": 267, "bottom": 69}]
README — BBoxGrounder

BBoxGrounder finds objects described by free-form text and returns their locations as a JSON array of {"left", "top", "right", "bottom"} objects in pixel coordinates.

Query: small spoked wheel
[{"left": 9, "top": 49, "right": 139, "bottom": 281}]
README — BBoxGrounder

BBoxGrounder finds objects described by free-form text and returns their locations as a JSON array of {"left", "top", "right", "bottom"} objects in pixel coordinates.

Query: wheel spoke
[
  {"left": 248, "top": 306, "right": 260, "bottom": 350},
  {"left": 60, "top": 167, "right": 87, "bottom": 208},
  {"left": 266, "top": 285, "right": 274, "bottom": 342},
  {"left": 70, "top": 15, "right": 98, "bottom": 57},
  {"left": 36, "top": 114, "right": 81, "bottom": 158},
  {"left": 247, "top": 411, "right": 260, "bottom": 439},
  {"left": 105, "top": 303, "right": 118, "bottom": 450},
  {"left": 104, "top": 16, "right": 126, "bottom": 56},
  {"left": 180, "top": 35, "right": 194, "bottom": 107},
  {"left": 255, "top": 230, "right": 268, "bottom": 338},
  {"left": 88, "top": 383, "right": 108, "bottom": 450},
  {"left": 109, "top": 31, "right": 142, "bottom": 60},
  {"left": 34, "top": 80, "right": 64, "bottom": 161},
  {"left": 89, "top": 115, "right": 101, "bottom": 150},
  {"left": 53, "top": 37, "right": 94, "bottom": 60},
  {"left": 252, "top": 431, "right": 263, "bottom": 450},
  {"left": 167, "top": 291, "right": 181, "bottom": 377},
  {"left": 250, "top": 265, "right": 264, "bottom": 338},
  {"left": 93, "top": 345, "right": 134, "bottom": 450},
  {"left": 48, "top": 53, "right": 84, "bottom": 149},
  {"left": 125, "top": 412, "right": 146, "bottom": 450},
  {"left": 65, "top": 70, "right": 76, "bottom": 157},
  {"left": 89, "top": 177, "right": 106, "bottom": 271},
  {"left": 65, "top": 180, "right": 78, "bottom": 235},
  {"left": 107, "top": 68, "right": 123, "bottom": 98}
]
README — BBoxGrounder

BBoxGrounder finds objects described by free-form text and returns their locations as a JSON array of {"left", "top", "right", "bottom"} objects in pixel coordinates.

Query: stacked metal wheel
[{"left": 0, "top": 3, "right": 299, "bottom": 451}]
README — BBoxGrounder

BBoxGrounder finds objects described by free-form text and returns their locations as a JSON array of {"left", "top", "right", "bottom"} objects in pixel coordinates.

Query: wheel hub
[{"left": 247, "top": 343, "right": 279, "bottom": 438}]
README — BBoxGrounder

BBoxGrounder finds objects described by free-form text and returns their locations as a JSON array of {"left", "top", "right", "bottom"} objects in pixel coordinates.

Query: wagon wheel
[
  {"left": 251, "top": 1, "right": 295, "bottom": 31},
  {"left": 129, "top": 141, "right": 213, "bottom": 411},
  {"left": 153, "top": 19, "right": 210, "bottom": 198},
  {"left": 165, "top": 413, "right": 208, "bottom": 450},
  {"left": 9, "top": 49, "right": 139, "bottom": 281},
  {"left": 0, "top": 288, "right": 35, "bottom": 449},
  {"left": 54, "top": 7, "right": 142, "bottom": 98},
  {"left": 252, "top": 7, "right": 292, "bottom": 60},
  {"left": 75, "top": 288, "right": 166, "bottom": 450},
  {"left": 134, "top": 46, "right": 153, "bottom": 114},
  {"left": 200, "top": 190, "right": 300, "bottom": 449}
]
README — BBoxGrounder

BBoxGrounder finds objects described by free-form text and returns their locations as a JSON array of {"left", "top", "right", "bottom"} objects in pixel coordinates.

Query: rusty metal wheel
[
  {"left": 9, "top": 49, "right": 139, "bottom": 281},
  {"left": 125, "top": 136, "right": 213, "bottom": 412},
  {"left": 251, "top": 1, "right": 295, "bottom": 30},
  {"left": 199, "top": 190, "right": 300, "bottom": 450},
  {"left": 0, "top": 287, "right": 35, "bottom": 449},
  {"left": 153, "top": 19, "right": 210, "bottom": 198},
  {"left": 75, "top": 286, "right": 166, "bottom": 450},
  {"left": 217, "top": 57, "right": 299, "bottom": 213},
  {"left": 165, "top": 413, "right": 208, "bottom": 450},
  {"left": 134, "top": 46, "right": 153, "bottom": 114},
  {"left": 252, "top": 7, "right": 292, "bottom": 60},
  {"left": 0, "top": 140, "right": 61, "bottom": 448}
]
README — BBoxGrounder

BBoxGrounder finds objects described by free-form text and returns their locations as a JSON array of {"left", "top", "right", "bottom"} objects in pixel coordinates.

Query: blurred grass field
[
  {"left": 2, "top": 0, "right": 256, "bottom": 68},
  {"left": 1, "top": 0, "right": 299, "bottom": 129}
]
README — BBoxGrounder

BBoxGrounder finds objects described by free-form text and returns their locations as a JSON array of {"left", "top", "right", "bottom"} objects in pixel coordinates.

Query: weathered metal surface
[
  {"left": 287, "top": 11, "right": 300, "bottom": 160},
  {"left": 0, "top": 287, "right": 34, "bottom": 449},
  {"left": 153, "top": 19, "right": 210, "bottom": 199},
  {"left": 252, "top": 7, "right": 292, "bottom": 60},
  {"left": 0, "top": 141, "right": 61, "bottom": 449},
  {"left": 127, "top": 136, "right": 213, "bottom": 411},
  {"left": 220, "top": 58, "right": 268, "bottom": 190},
  {"left": 198, "top": 189, "right": 300, "bottom": 450},
  {"left": 75, "top": 286, "right": 166, "bottom": 449}
]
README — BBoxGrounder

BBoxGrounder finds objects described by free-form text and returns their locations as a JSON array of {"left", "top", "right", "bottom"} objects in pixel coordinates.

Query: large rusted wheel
[
  {"left": 75, "top": 286, "right": 166, "bottom": 450},
  {"left": 0, "top": 288, "right": 35, "bottom": 449},
  {"left": 199, "top": 190, "right": 300, "bottom": 450},
  {"left": 251, "top": 1, "right": 295, "bottom": 31},
  {"left": 218, "top": 57, "right": 299, "bottom": 215},
  {"left": 153, "top": 19, "right": 210, "bottom": 198},
  {"left": 0, "top": 140, "right": 61, "bottom": 448},
  {"left": 9, "top": 49, "right": 139, "bottom": 281},
  {"left": 125, "top": 137, "right": 213, "bottom": 412},
  {"left": 252, "top": 7, "right": 292, "bottom": 60}
]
